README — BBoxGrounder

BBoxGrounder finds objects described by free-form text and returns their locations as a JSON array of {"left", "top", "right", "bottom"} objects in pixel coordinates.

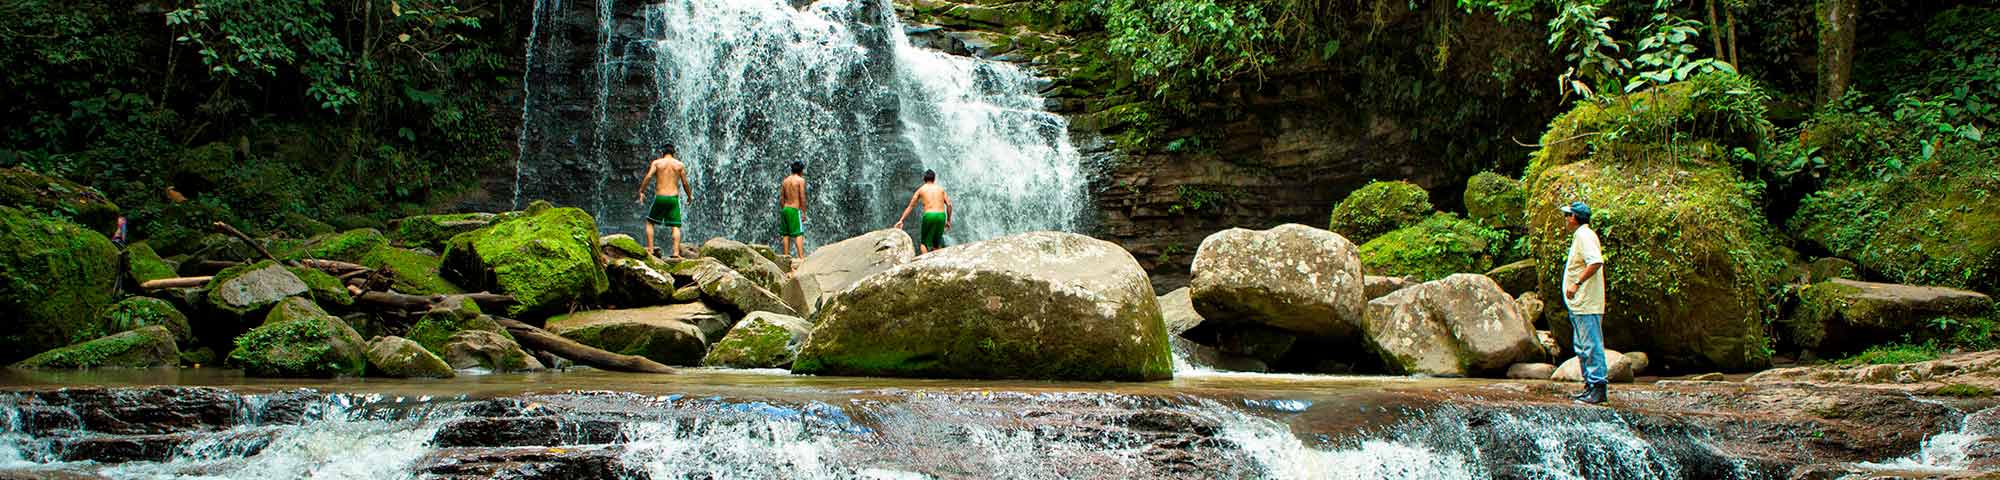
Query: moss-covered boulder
[
  {"left": 440, "top": 207, "right": 606, "bottom": 316},
  {"left": 405, "top": 297, "right": 508, "bottom": 355},
  {"left": 548, "top": 305, "right": 718, "bottom": 366},
  {"left": 703, "top": 312, "right": 811, "bottom": 369},
  {"left": 1484, "top": 259, "right": 1539, "bottom": 297},
  {"left": 12, "top": 326, "right": 179, "bottom": 369},
  {"left": 1792, "top": 155, "right": 2000, "bottom": 294},
  {"left": 794, "top": 232, "right": 1172, "bottom": 381},
  {"left": 440, "top": 330, "right": 544, "bottom": 371},
  {"left": 0, "top": 206, "right": 120, "bottom": 361},
  {"left": 392, "top": 213, "right": 500, "bottom": 252},
  {"left": 290, "top": 229, "right": 389, "bottom": 262},
  {"left": 796, "top": 229, "right": 914, "bottom": 316},
  {"left": 1784, "top": 279, "right": 1993, "bottom": 357},
  {"left": 1358, "top": 213, "right": 1509, "bottom": 282},
  {"left": 1361, "top": 274, "right": 1542, "bottom": 377},
  {"left": 125, "top": 242, "right": 178, "bottom": 285},
  {"left": 1464, "top": 172, "right": 1527, "bottom": 229},
  {"left": 286, "top": 266, "right": 352, "bottom": 307},
  {"left": 0, "top": 167, "right": 119, "bottom": 234},
  {"left": 1525, "top": 74, "right": 1782, "bottom": 372},
  {"left": 226, "top": 314, "right": 368, "bottom": 378},
  {"left": 600, "top": 234, "right": 650, "bottom": 260},
  {"left": 358, "top": 246, "right": 463, "bottom": 295},
  {"left": 1189, "top": 224, "right": 1365, "bottom": 339},
  {"left": 101, "top": 297, "right": 192, "bottom": 344},
  {"left": 699, "top": 238, "right": 786, "bottom": 294},
  {"left": 365, "top": 336, "right": 455, "bottom": 378},
  {"left": 1328, "top": 180, "right": 1433, "bottom": 244},
  {"left": 203, "top": 260, "right": 309, "bottom": 319},
  {"left": 261, "top": 296, "right": 330, "bottom": 326},
  {"left": 674, "top": 258, "right": 797, "bottom": 317},
  {"left": 604, "top": 258, "right": 678, "bottom": 307}
]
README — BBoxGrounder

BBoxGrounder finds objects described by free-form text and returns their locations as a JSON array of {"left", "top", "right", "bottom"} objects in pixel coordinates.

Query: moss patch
[
  {"left": 12, "top": 326, "right": 178, "bottom": 369},
  {"left": 0, "top": 167, "right": 120, "bottom": 234},
  {"left": 1931, "top": 383, "right": 1994, "bottom": 398},
  {"left": 125, "top": 242, "right": 177, "bottom": 285},
  {"left": 1464, "top": 172, "right": 1527, "bottom": 229},
  {"left": 226, "top": 316, "right": 366, "bottom": 378},
  {"left": 406, "top": 299, "right": 507, "bottom": 355},
  {"left": 392, "top": 213, "right": 496, "bottom": 251},
  {"left": 290, "top": 229, "right": 390, "bottom": 262},
  {"left": 0, "top": 206, "right": 120, "bottom": 362},
  {"left": 1328, "top": 180, "right": 1434, "bottom": 244},
  {"left": 1359, "top": 213, "right": 1511, "bottom": 282},
  {"left": 439, "top": 207, "right": 606, "bottom": 316},
  {"left": 101, "top": 297, "right": 191, "bottom": 343},
  {"left": 359, "top": 246, "right": 463, "bottom": 295},
  {"left": 288, "top": 266, "right": 352, "bottom": 307},
  {"left": 1792, "top": 154, "right": 2000, "bottom": 294}
]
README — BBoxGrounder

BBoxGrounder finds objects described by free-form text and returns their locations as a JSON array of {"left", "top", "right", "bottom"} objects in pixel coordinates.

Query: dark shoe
[
  {"left": 1575, "top": 383, "right": 1608, "bottom": 405},
  {"left": 1569, "top": 387, "right": 1590, "bottom": 400}
]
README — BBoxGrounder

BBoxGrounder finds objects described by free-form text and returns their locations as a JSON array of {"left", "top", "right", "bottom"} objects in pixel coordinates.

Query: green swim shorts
[
  {"left": 919, "top": 211, "right": 947, "bottom": 248},
  {"left": 647, "top": 195, "right": 682, "bottom": 227},
  {"left": 780, "top": 206, "right": 804, "bottom": 237}
]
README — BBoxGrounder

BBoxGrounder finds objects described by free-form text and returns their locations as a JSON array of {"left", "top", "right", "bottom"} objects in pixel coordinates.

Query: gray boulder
[
  {"left": 365, "top": 336, "right": 455, "bottom": 378},
  {"left": 794, "top": 232, "right": 1172, "bottom": 381},
  {"left": 674, "top": 258, "right": 797, "bottom": 317},
  {"left": 1785, "top": 279, "right": 1994, "bottom": 356},
  {"left": 1361, "top": 274, "right": 1542, "bottom": 377},
  {"left": 605, "top": 257, "right": 679, "bottom": 307},
  {"left": 1158, "top": 287, "right": 1204, "bottom": 335},
  {"left": 546, "top": 305, "right": 717, "bottom": 366},
  {"left": 703, "top": 312, "right": 812, "bottom": 368},
  {"left": 441, "top": 330, "right": 545, "bottom": 372},
  {"left": 699, "top": 238, "right": 787, "bottom": 295},
  {"left": 205, "top": 261, "right": 309, "bottom": 319},
  {"left": 1506, "top": 362, "right": 1556, "bottom": 380},
  {"left": 1553, "top": 349, "right": 1639, "bottom": 383},
  {"left": 796, "top": 229, "right": 914, "bottom": 316},
  {"left": 1365, "top": 275, "right": 1417, "bottom": 300},
  {"left": 1189, "top": 224, "right": 1365, "bottom": 339}
]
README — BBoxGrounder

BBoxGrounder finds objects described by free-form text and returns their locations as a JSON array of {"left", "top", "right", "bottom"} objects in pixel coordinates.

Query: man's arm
[
  {"left": 1566, "top": 263, "right": 1603, "bottom": 299},
  {"left": 943, "top": 192, "right": 953, "bottom": 230},
  {"left": 637, "top": 163, "right": 658, "bottom": 201},
  {"left": 678, "top": 168, "right": 691, "bottom": 202},
  {"left": 893, "top": 191, "right": 918, "bottom": 228}
]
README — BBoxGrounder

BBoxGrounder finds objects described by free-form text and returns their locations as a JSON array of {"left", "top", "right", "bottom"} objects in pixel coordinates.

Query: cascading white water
[{"left": 515, "top": 0, "right": 1088, "bottom": 246}]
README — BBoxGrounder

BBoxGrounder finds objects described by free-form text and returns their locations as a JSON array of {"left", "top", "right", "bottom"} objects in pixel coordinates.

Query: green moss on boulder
[
  {"left": 392, "top": 213, "right": 498, "bottom": 251},
  {"left": 287, "top": 266, "right": 352, "bottom": 307},
  {"left": 1792, "top": 154, "right": 2000, "bottom": 294},
  {"left": 203, "top": 260, "right": 309, "bottom": 319},
  {"left": 0, "top": 206, "right": 120, "bottom": 361},
  {"left": 1359, "top": 213, "right": 1509, "bottom": 282},
  {"left": 405, "top": 297, "right": 506, "bottom": 355},
  {"left": 226, "top": 314, "right": 368, "bottom": 378},
  {"left": 439, "top": 207, "right": 606, "bottom": 316},
  {"left": 359, "top": 246, "right": 463, "bottom": 295},
  {"left": 440, "top": 330, "right": 543, "bottom": 371},
  {"left": 365, "top": 336, "right": 455, "bottom": 378},
  {"left": 262, "top": 296, "right": 330, "bottom": 326},
  {"left": 12, "top": 326, "right": 179, "bottom": 369},
  {"left": 703, "top": 312, "right": 811, "bottom": 369},
  {"left": 126, "top": 242, "right": 178, "bottom": 285},
  {"left": 1464, "top": 172, "right": 1527, "bottom": 229},
  {"left": 0, "top": 167, "right": 120, "bottom": 234},
  {"left": 1784, "top": 279, "right": 1993, "bottom": 357},
  {"left": 1328, "top": 180, "right": 1434, "bottom": 244},
  {"left": 101, "top": 297, "right": 192, "bottom": 344},
  {"left": 291, "top": 229, "right": 390, "bottom": 262}
]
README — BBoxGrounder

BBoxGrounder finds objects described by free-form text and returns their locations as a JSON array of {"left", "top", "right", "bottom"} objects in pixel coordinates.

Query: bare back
[
  {"left": 650, "top": 156, "right": 685, "bottom": 196},
  {"left": 916, "top": 183, "right": 948, "bottom": 212},
  {"left": 781, "top": 175, "right": 805, "bottom": 208}
]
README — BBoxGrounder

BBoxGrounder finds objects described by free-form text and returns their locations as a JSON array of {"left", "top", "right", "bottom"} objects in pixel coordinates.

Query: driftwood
[
  {"left": 355, "top": 291, "right": 518, "bottom": 313},
  {"left": 140, "top": 276, "right": 213, "bottom": 289},
  {"left": 494, "top": 317, "right": 676, "bottom": 374},
  {"left": 298, "top": 259, "right": 367, "bottom": 275}
]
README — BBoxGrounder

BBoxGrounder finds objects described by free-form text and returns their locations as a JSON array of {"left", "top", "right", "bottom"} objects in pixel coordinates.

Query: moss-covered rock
[
  {"left": 291, "top": 229, "right": 390, "bottom": 263},
  {"left": 0, "top": 206, "right": 120, "bottom": 361},
  {"left": 287, "top": 266, "right": 352, "bottom": 307},
  {"left": 440, "top": 330, "right": 543, "bottom": 371},
  {"left": 358, "top": 246, "right": 463, "bottom": 295},
  {"left": 794, "top": 232, "right": 1172, "bottom": 381},
  {"left": 226, "top": 314, "right": 368, "bottom": 378},
  {"left": 1484, "top": 259, "right": 1538, "bottom": 296},
  {"left": 699, "top": 238, "right": 786, "bottom": 294},
  {"left": 0, "top": 167, "right": 120, "bottom": 234},
  {"left": 11, "top": 326, "right": 179, "bottom": 369},
  {"left": 703, "top": 312, "right": 810, "bottom": 369},
  {"left": 548, "top": 305, "right": 718, "bottom": 366},
  {"left": 1464, "top": 172, "right": 1527, "bottom": 229},
  {"left": 1524, "top": 75, "right": 1783, "bottom": 372},
  {"left": 203, "top": 260, "right": 309, "bottom": 319},
  {"left": 1328, "top": 180, "right": 1434, "bottom": 244},
  {"left": 674, "top": 258, "right": 797, "bottom": 317},
  {"left": 261, "top": 296, "right": 330, "bottom": 326},
  {"left": 365, "top": 336, "right": 455, "bottom": 378},
  {"left": 1358, "top": 213, "right": 1509, "bottom": 282},
  {"left": 440, "top": 207, "right": 606, "bottom": 316},
  {"left": 405, "top": 297, "right": 508, "bottom": 355},
  {"left": 392, "top": 213, "right": 499, "bottom": 251},
  {"left": 600, "top": 234, "right": 650, "bottom": 261},
  {"left": 101, "top": 297, "right": 192, "bottom": 344},
  {"left": 1784, "top": 279, "right": 1993, "bottom": 357},
  {"left": 1792, "top": 155, "right": 2000, "bottom": 294},
  {"left": 125, "top": 242, "right": 178, "bottom": 285}
]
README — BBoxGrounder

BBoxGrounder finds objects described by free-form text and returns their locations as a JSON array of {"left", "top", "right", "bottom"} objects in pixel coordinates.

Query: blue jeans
[{"left": 1570, "top": 312, "right": 1609, "bottom": 385}]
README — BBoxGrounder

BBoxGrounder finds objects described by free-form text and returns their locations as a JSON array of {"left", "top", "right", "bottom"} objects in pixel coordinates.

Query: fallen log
[
  {"left": 494, "top": 317, "right": 676, "bottom": 374},
  {"left": 355, "top": 291, "right": 519, "bottom": 313},
  {"left": 140, "top": 276, "right": 213, "bottom": 289},
  {"left": 297, "top": 259, "right": 368, "bottom": 275}
]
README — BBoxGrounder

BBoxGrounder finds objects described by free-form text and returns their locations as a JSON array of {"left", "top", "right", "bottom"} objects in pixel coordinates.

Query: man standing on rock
[
  {"left": 779, "top": 161, "right": 808, "bottom": 263},
  {"left": 1561, "top": 201, "right": 1610, "bottom": 404},
  {"left": 637, "top": 143, "right": 690, "bottom": 259},
  {"left": 893, "top": 169, "right": 952, "bottom": 255}
]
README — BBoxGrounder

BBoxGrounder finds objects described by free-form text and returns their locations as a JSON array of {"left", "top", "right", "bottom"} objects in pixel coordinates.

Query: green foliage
[
  {"left": 1548, "top": 0, "right": 1626, "bottom": 100},
  {"left": 1359, "top": 213, "right": 1513, "bottom": 281},
  {"left": 1054, "top": 0, "right": 1280, "bottom": 104},
  {"left": 1837, "top": 341, "right": 1941, "bottom": 366},
  {"left": 1464, "top": 171, "right": 1527, "bottom": 228},
  {"left": 1169, "top": 185, "right": 1229, "bottom": 215},
  {"left": 101, "top": 297, "right": 192, "bottom": 343},
  {"left": 1621, "top": 9, "right": 1734, "bottom": 94},
  {"left": 1329, "top": 180, "right": 1435, "bottom": 243}
]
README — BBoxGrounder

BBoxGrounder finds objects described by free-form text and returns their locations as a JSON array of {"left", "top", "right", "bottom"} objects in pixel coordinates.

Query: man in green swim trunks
[
  {"left": 778, "top": 161, "right": 808, "bottom": 262},
  {"left": 893, "top": 169, "right": 952, "bottom": 255},
  {"left": 636, "top": 143, "right": 691, "bottom": 259}
]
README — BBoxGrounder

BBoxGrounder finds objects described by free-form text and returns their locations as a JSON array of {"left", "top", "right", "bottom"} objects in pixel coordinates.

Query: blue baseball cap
[{"left": 1559, "top": 201, "right": 1593, "bottom": 222}]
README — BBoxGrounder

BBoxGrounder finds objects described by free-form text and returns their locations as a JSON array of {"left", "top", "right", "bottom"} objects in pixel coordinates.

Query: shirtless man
[
  {"left": 778, "top": 161, "right": 808, "bottom": 261},
  {"left": 636, "top": 144, "right": 691, "bottom": 259},
  {"left": 892, "top": 169, "right": 952, "bottom": 255}
]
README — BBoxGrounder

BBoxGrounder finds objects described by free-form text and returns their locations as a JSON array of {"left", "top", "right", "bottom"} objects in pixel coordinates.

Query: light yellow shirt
[{"left": 1564, "top": 224, "right": 1606, "bottom": 314}]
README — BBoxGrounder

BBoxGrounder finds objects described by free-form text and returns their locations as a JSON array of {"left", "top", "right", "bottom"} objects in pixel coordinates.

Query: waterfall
[{"left": 514, "top": 0, "right": 1088, "bottom": 246}]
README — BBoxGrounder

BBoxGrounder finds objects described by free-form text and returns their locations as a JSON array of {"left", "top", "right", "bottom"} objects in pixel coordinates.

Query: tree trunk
[
  {"left": 494, "top": 317, "right": 677, "bottom": 374},
  {"left": 1706, "top": 0, "right": 1724, "bottom": 60},
  {"left": 1816, "top": 0, "right": 1859, "bottom": 105},
  {"left": 140, "top": 277, "right": 214, "bottom": 289}
]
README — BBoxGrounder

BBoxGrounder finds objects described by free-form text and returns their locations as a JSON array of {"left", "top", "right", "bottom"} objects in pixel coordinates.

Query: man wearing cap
[{"left": 1560, "top": 201, "right": 1609, "bottom": 404}]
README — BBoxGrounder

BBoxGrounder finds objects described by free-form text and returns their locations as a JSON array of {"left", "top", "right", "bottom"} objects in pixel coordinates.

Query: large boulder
[
  {"left": 699, "top": 238, "right": 786, "bottom": 295},
  {"left": 441, "top": 330, "right": 545, "bottom": 372},
  {"left": 203, "top": 260, "right": 309, "bottom": 319},
  {"left": 11, "top": 326, "right": 179, "bottom": 369},
  {"left": 440, "top": 207, "right": 607, "bottom": 316},
  {"left": 287, "top": 266, "right": 352, "bottom": 307},
  {"left": 795, "top": 229, "right": 914, "bottom": 315},
  {"left": 1784, "top": 279, "right": 1993, "bottom": 357},
  {"left": 1157, "top": 287, "right": 1204, "bottom": 335},
  {"left": 100, "top": 297, "right": 192, "bottom": 345},
  {"left": 260, "top": 296, "right": 330, "bottom": 326},
  {"left": 0, "top": 167, "right": 119, "bottom": 234},
  {"left": 604, "top": 258, "right": 679, "bottom": 307},
  {"left": 1526, "top": 74, "right": 1783, "bottom": 373},
  {"left": 673, "top": 258, "right": 797, "bottom": 317},
  {"left": 125, "top": 242, "right": 178, "bottom": 285},
  {"left": 703, "top": 312, "right": 812, "bottom": 368},
  {"left": 1464, "top": 172, "right": 1527, "bottom": 229},
  {"left": 1327, "top": 180, "right": 1433, "bottom": 244},
  {"left": 1364, "top": 276, "right": 1416, "bottom": 300},
  {"left": 359, "top": 246, "right": 463, "bottom": 295},
  {"left": 1791, "top": 136, "right": 2000, "bottom": 294},
  {"left": 1484, "top": 259, "right": 1538, "bottom": 297},
  {"left": 1358, "top": 213, "right": 1510, "bottom": 282},
  {"left": 546, "top": 305, "right": 717, "bottom": 366},
  {"left": 405, "top": 297, "right": 510, "bottom": 355},
  {"left": 289, "top": 229, "right": 389, "bottom": 263},
  {"left": 392, "top": 213, "right": 502, "bottom": 252},
  {"left": 794, "top": 232, "right": 1173, "bottom": 381},
  {"left": 0, "top": 206, "right": 120, "bottom": 362},
  {"left": 1552, "top": 349, "right": 1641, "bottom": 383},
  {"left": 365, "top": 336, "right": 455, "bottom": 378},
  {"left": 226, "top": 313, "right": 368, "bottom": 378},
  {"left": 1188, "top": 224, "right": 1365, "bottom": 339},
  {"left": 1361, "top": 274, "right": 1543, "bottom": 377}
]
